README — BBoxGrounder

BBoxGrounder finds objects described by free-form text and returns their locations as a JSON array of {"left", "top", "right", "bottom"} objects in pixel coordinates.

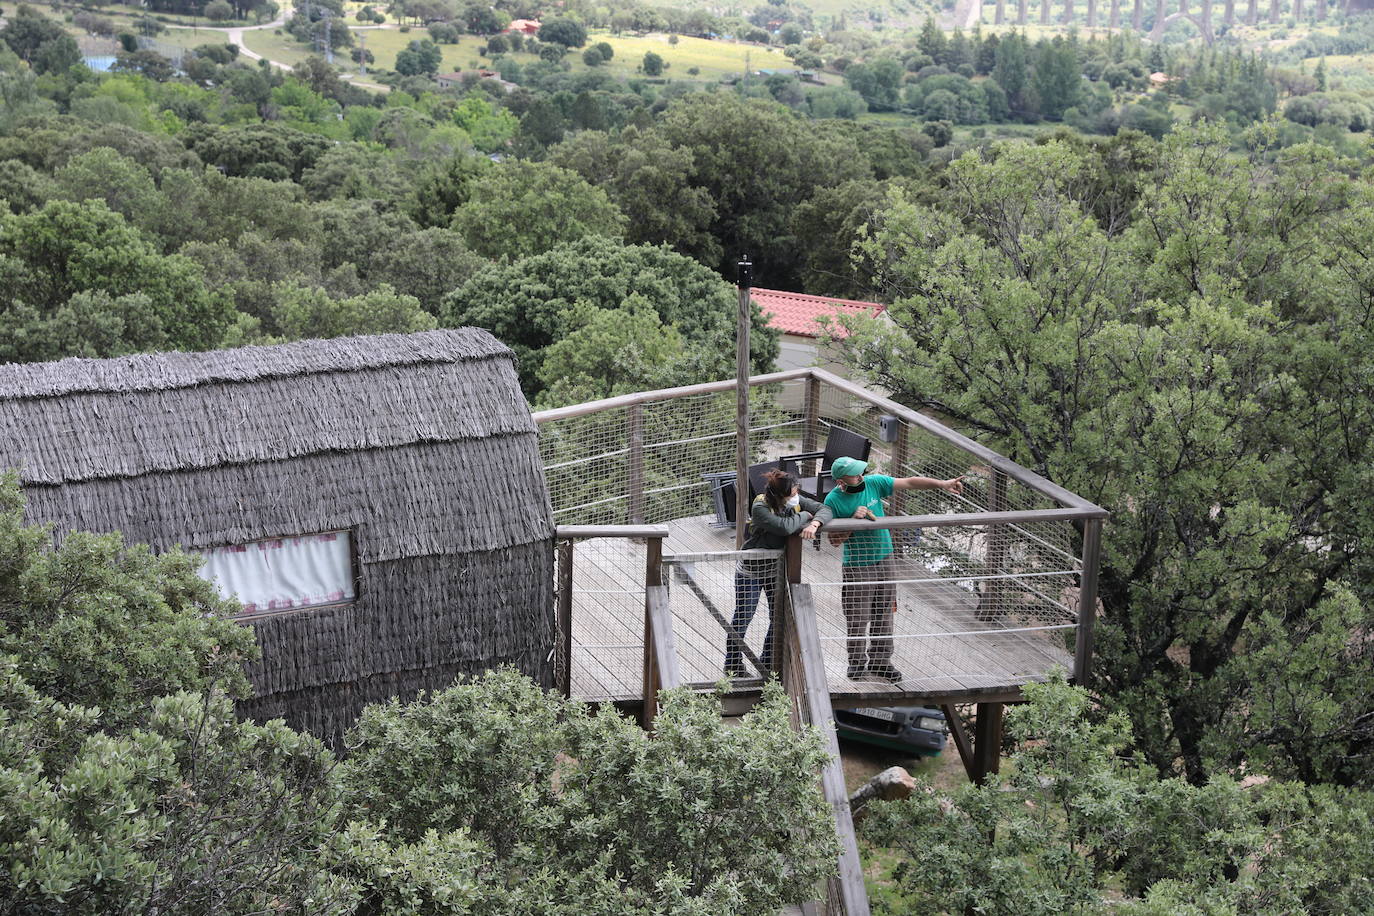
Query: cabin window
[{"left": 199, "top": 531, "right": 356, "bottom": 617}]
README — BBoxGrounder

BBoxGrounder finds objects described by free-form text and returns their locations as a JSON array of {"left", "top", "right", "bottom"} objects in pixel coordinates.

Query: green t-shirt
[{"left": 823, "top": 474, "right": 895, "bottom": 567}]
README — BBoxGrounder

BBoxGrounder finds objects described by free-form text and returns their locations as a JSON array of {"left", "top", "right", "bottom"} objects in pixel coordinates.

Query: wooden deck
[{"left": 566, "top": 516, "right": 1074, "bottom": 707}]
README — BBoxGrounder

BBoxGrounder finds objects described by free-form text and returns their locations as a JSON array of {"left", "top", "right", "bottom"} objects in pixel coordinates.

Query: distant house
[
  {"left": 436, "top": 69, "right": 517, "bottom": 92},
  {"left": 506, "top": 17, "right": 540, "bottom": 34},
  {"left": 751, "top": 287, "right": 888, "bottom": 373},
  {"left": 0, "top": 330, "right": 556, "bottom": 744}
]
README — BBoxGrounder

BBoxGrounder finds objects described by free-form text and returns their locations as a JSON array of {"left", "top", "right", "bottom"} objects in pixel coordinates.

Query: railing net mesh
[{"left": 542, "top": 375, "right": 1086, "bottom": 702}]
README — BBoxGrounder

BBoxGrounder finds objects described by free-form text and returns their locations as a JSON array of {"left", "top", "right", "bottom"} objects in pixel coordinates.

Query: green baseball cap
[{"left": 831, "top": 456, "right": 868, "bottom": 478}]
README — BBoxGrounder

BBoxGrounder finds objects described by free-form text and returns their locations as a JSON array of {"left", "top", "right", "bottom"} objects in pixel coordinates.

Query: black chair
[
  {"left": 709, "top": 459, "right": 801, "bottom": 525},
  {"left": 781, "top": 427, "right": 872, "bottom": 501}
]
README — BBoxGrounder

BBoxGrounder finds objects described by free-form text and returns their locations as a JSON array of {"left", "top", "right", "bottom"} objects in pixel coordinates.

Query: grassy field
[
  {"left": 270, "top": 24, "right": 776, "bottom": 81},
  {"left": 573, "top": 31, "right": 765, "bottom": 80},
  {"left": 1323, "top": 52, "right": 1374, "bottom": 91},
  {"left": 152, "top": 27, "right": 240, "bottom": 51},
  {"left": 239, "top": 27, "right": 316, "bottom": 67}
]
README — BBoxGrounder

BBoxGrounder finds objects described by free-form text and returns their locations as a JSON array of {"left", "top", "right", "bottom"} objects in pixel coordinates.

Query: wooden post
[
  {"left": 802, "top": 375, "right": 821, "bottom": 479},
  {"left": 735, "top": 259, "right": 752, "bottom": 550},
  {"left": 889, "top": 419, "right": 910, "bottom": 517},
  {"left": 627, "top": 403, "right": 644, "bottom": 525},
  {"left": 772, "top": 535, "right": 803, "bottom": 683},
  {"left": 641, "top": 536, "right": 664, "bottom": 728},
  {"left": 791, "top": 586, "right": 872, "bottom": 916},
  {"left": 1074, "top": 518, "right": 1102, "bottom": 686},
  {"left": 979, "top": 471, "right": 1008, "bottom": 622},
  {"left": 557, "top": 538, "right": 574, "bottom": 698},
  {"left": 972, "top": 702, "right": 1004, "bottom": 785}
]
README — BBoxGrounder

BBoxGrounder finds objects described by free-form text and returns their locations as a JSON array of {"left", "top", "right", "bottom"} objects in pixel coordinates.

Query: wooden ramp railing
[{"left": 782, "top": 582, "right": 871, "bottom": 916}]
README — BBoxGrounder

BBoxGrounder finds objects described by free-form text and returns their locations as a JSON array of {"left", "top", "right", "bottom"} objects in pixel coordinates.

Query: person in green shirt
[{"left": 824, "top": 456, "right": 964, "bottom": 682}]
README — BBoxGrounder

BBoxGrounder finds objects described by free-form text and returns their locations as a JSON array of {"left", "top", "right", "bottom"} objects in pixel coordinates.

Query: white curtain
[{"left": 200, "top": 531, "right": 355, "bottom": 615}]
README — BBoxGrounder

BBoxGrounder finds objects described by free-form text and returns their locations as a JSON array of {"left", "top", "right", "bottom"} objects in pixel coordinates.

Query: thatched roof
[
  {"left": 0, "top": 330, "right": 551, "bottom": 556},
  {"left": 1, "top": 330, "right": 556, "bottom": 742}
]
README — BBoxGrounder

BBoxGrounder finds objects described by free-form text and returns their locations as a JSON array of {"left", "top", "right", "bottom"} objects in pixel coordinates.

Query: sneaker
[{"left": 868, "top": 663, "right": 904, "bottom": 683}]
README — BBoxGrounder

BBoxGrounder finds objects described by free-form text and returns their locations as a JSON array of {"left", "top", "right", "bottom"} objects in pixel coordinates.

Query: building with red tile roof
[
  {"left": 748, "top": 287, "right": 890, "bottom": 382},
  {"left": 750, "top": 287, "right": 886, "bottom": 340}
]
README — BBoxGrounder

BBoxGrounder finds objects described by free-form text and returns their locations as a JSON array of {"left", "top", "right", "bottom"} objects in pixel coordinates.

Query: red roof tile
[{"left": 750, "top": 288, "right": 886, "bottom": 339}]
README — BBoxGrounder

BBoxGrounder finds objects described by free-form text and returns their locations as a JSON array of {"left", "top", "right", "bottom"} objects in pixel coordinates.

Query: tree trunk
[
  {"left": 1133, "top": 0, "right": 1144, "bottom": 27},
  {"left": 1201, "top": 0, "right": 1213, "bottom": 41},
  {"left": 1065, "top": 0, "right": 1076, "bottom": 23},
  {"left": 1155, "top": 0, "right": 1167, "bottom": 34},
  {"left": 1269, "top": 0, "right": 1280, "bottom": 24},
  {"left": 1088, "top": 0, "right": 1098, "bottom": 26},
  {"left": 1247, "top": 0, "right": 1258, "bottom": 23},
  {"left": 1293, "top": 0, "right": 1304, "bottom": 19},
  {"left": 1316, "top": 0, "right": 1326, "bottom": 18},
  {"left": 996, "top": 0, "right": 1007, "bottom": 23},
  {"left": 1110, "top": 0, "right": 1122, "bottom": 26},
  {"left": 1179, "top": 0, "right": 1188, "bottom": 17},
  {"left": 1224, "top": 0, "right": 1235, "bottom": 24},
  {"left": 1041, "top": 0, "right": 1052, "bottom": 26},
  {"left": 1019, "top": 0, "right": 1030, "bottom": 23}
]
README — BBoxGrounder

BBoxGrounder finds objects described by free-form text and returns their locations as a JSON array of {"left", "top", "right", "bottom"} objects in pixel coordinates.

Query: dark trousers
[
  {"left": 727, "top": 570, "right": 777, "bottom": 671},
  {"left": 841, "top": 554, "right": 896, "bottom": 669}
]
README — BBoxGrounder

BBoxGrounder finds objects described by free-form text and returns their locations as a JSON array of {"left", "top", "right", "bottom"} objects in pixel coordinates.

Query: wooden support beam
[
  {"left": 979, "top": 472, "right": 1009, "bottom": 622},
  {"left": 942, "top": 703, "right": 979, "bottom": 784},
  {"left": 627, "top": 403, "right": 644, "bottom": 525},
  {"left": 555, "top": 525, "right": 671, "bottom": 540},
  {"left": 641, "top": 537, "right": 664, "bottom": 729},
  {"left": 531, "top": 368, "right": 813, "bottom": 423},
  {"left": 973, "top": 702, "right": 1004, "bottom": 785},
  {"left": 1074, "top": 518, "right": 1102, "bottom": 686},
  {"left": 802, "top": 376, "right": 821, "bottom": 480},
  {"left": 791, "top": 585, "right": 872, "bottom": 916},
  {"left": 825, "top": 506, "right": 1107, "bottom": 533},
  {"left": 557, "top": 539, "right": 573, "bottom": 698}
]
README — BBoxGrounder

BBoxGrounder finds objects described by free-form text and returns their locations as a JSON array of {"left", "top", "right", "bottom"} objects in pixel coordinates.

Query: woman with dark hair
[{"left": 725, "top": 468, "right": 833, "bottom": 679}]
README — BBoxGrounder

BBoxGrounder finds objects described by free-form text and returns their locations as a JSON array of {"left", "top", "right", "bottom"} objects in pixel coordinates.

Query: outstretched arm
[{"left": 893, "top": 475, "right": 964, "bottom": 495}]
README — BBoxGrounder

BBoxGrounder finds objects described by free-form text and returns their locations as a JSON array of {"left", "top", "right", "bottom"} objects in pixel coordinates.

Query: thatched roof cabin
[{"left": 0, "top": 329, "right": 555, "bottom": 741}]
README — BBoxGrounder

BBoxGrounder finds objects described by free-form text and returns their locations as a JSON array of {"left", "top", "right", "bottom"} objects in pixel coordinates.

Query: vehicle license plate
[{"left": 854, "top": 707, "right": 897, "bottom": 722}]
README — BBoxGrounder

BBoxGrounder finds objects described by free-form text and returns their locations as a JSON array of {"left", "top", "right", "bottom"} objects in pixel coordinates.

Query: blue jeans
[{"left": 726, "top": 570, "right": 777, "bottom": 672}]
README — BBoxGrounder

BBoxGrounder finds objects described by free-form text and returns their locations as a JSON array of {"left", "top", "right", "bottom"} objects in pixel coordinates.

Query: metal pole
[{"left": 735, "top": 257, "right": 752, "bottom": 549}]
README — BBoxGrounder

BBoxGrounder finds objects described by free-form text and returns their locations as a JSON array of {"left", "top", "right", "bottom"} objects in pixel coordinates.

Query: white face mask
[{"left": 785, "top": 494, "right": 801, "bottom": 509}]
